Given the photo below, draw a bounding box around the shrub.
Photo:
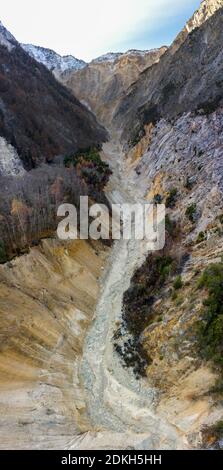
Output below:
[186,203,197,223]
[196,231,207,244]
[173,275,183,290]
[166,188,178,208]
[156,256,174,281]
[154,194,163,204]
[0,240,7,263]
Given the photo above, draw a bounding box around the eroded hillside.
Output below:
[0,239,109,449]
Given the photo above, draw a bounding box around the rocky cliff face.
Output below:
[171,0,223,54]
[115,4,223,144]
[116,103,223,447]
[60,47,167,127]
[0,23,107,170]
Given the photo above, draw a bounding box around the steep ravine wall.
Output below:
[117,105,223,446]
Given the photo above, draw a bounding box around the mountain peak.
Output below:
[22,43,87,75]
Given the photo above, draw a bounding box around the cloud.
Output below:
[0,0,201,61]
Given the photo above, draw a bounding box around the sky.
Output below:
[1,0,201,61]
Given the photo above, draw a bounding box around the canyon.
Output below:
[0,0,223,450]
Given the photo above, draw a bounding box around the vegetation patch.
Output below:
[196,231,207,244]
[186,203,197,223]
[113,251,179,378]
[196,263,223,370]
[64,148,112,193]
[154,193,163,204]
[173,275,183,290]
[166,188,178,208]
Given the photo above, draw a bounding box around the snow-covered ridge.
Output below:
[91,52,123,63]
[22,43,164,70]
[22,44,87,73]
[91,48,166,64]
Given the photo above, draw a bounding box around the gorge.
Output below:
[0,0,223,451]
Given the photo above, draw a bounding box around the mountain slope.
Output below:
[115,5,223,144]
[60,47,167,127]
[0,22,107,170]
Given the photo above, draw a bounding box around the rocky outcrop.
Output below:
[60,48,167,127]
[0,23,107,170]
[0,137,25,176]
